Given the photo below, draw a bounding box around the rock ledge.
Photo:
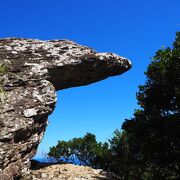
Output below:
[0,38,131,179]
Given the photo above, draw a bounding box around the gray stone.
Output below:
[0,38,131,179]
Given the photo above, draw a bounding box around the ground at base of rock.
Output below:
[20,163,119,180]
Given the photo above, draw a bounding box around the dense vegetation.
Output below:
[48,132,109,168]
[48,32,180,179]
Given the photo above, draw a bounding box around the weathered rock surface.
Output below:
[0,38,131,179]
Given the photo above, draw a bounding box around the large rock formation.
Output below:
[0,38,131,179]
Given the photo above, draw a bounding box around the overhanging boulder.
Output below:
[0,38,131,179]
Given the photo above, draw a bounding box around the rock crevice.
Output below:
[0,38,131,179]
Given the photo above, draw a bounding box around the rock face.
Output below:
[0,38,131,179]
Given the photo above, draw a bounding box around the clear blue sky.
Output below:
[0,0,179,157]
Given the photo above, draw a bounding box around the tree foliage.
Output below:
[120,32,180,179]
[48,133,109,168]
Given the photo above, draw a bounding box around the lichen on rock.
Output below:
[0,38,131,179]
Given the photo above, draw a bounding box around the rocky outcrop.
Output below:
[0,38,131,179]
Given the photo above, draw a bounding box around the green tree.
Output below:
[48,140,70,162]
[122,32,180,179]
[108,130,130,179]
[48,133,109,168]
